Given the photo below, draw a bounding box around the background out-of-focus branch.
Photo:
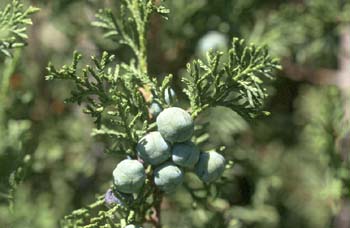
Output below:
[282,23,350,228]
[282,25,350,88]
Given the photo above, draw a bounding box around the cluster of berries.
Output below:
[106,90,226,228]
[112,107,226,195]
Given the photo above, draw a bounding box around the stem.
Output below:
[0,191,12,199]
[127,0,149,75]
[138,31,148,75]
[152,192,163,228]
[0,51,19,115]
[0,49,21,144]
[339,25,350,161]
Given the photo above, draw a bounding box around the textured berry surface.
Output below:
[172,141,200,168]
[195,151,226,183]
[113,159,146,193]
[136,131,171,165]
[154,162,184,193]
[156,107,194,143]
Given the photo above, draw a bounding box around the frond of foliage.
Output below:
[46,51,150,156]
[183,38,280,118]
[0,0,38,215]
[92,0,169,75]
[0,0,39,57]
[46,0,280,226]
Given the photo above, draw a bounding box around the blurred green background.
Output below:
[0,0,349,227]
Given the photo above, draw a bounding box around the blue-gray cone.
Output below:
[156,107,194,143]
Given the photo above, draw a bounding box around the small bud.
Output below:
[104,189,123,206]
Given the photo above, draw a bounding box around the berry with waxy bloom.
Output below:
[149,102,162,117]
[156,107,194,143]
[154,162,184,193]
[136,131,171,166]
[195,151,226,183]
[149,87,176,117]
[172,141,200,168]
[113,159,146,194]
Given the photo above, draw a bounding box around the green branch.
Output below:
[0,0,39,56]
[183,38,281,119]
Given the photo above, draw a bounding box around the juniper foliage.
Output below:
[0,0,39,57]
[183,39,280,119]
[0,0,347,228]
[46,0,279,227]
[0,0,38,212]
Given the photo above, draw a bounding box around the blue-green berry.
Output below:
[195,152,226,183]
[172,141,200,168]
[156,107,194,143]
[136,131,171,166]
[154,162,184,193]
[149,102,163,117]
[149,88,175,117]
[113,159,146,194]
